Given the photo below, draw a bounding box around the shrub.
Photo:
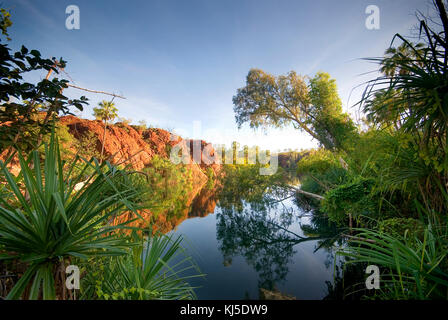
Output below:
[378,218,425,241]
[72,130,102,160]
[205,167,215,190]
[297,148,341,177]
[141,155,193,217]
[322,177,376,225]
[296,148,349,210]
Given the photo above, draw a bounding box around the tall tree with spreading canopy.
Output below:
[93,100,118,162]
[232,69,357,151]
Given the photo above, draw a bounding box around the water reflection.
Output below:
[216,192,340,292]
[162,165,344,299]
[210,166,342,296]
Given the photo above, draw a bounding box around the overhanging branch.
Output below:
[66,83,126,99]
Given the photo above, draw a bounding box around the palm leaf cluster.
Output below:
[361,9,448,149]
[0,133,142,299]
[81,233,203,300]
[340,225,448,299]
[358,1,448,213]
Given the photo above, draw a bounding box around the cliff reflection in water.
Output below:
[132,165,342,299]
[150,182,220,233]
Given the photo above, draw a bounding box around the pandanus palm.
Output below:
[0,132,141,299]
[93,100,118,162]
[362,1,448,151]
[360,1,448,211]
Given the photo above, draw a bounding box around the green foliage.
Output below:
[359,2,448,213]
[296,149,349,209]
[361,35,448,160]
[308,72,359,151]
[80,233,203,300]
[296,2,448,228]
[297,148,341,177]
[0,131,143,299]
[141,155,193,217]
[378,218,426,241]
[232,69,358,151]
[37,122,74,158]
[205,167,215,190]
[337,129,422,218]
[72,130,102,160]
[322,178,376,225]
[0,9,88,153]
[0,8,12,40]
[339,225,448,299]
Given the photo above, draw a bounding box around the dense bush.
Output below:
[321,177,376,225]
[378,218,426,241]
[296,148,349,210]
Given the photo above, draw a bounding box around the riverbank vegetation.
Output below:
[232,1,448,299]
[0,130,203,299]
[0,9,203,300]
[2,1,448,301]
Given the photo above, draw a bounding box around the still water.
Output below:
[168,184,339,300]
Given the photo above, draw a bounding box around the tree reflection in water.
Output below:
[215,166,342,292]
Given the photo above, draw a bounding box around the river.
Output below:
[166,177,341,300]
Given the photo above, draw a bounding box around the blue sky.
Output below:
[4,0,432,151]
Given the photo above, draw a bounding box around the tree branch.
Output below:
[66,84,126,99]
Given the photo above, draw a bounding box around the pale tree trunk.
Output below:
[100,120,107,163]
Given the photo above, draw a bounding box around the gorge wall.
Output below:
[2,115,221,184]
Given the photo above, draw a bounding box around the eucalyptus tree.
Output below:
[232,70,358,152]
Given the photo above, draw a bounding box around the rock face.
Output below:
[41,116,218,185]
[184,139,222,177]
[1,116,223,234]
[1,116,221,181]
[62,116,155,170]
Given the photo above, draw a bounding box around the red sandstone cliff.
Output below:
[1,115,221,185]
[0,116,223,233]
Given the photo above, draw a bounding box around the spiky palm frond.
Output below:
[81,233,204,300]
[0,132,142,299]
